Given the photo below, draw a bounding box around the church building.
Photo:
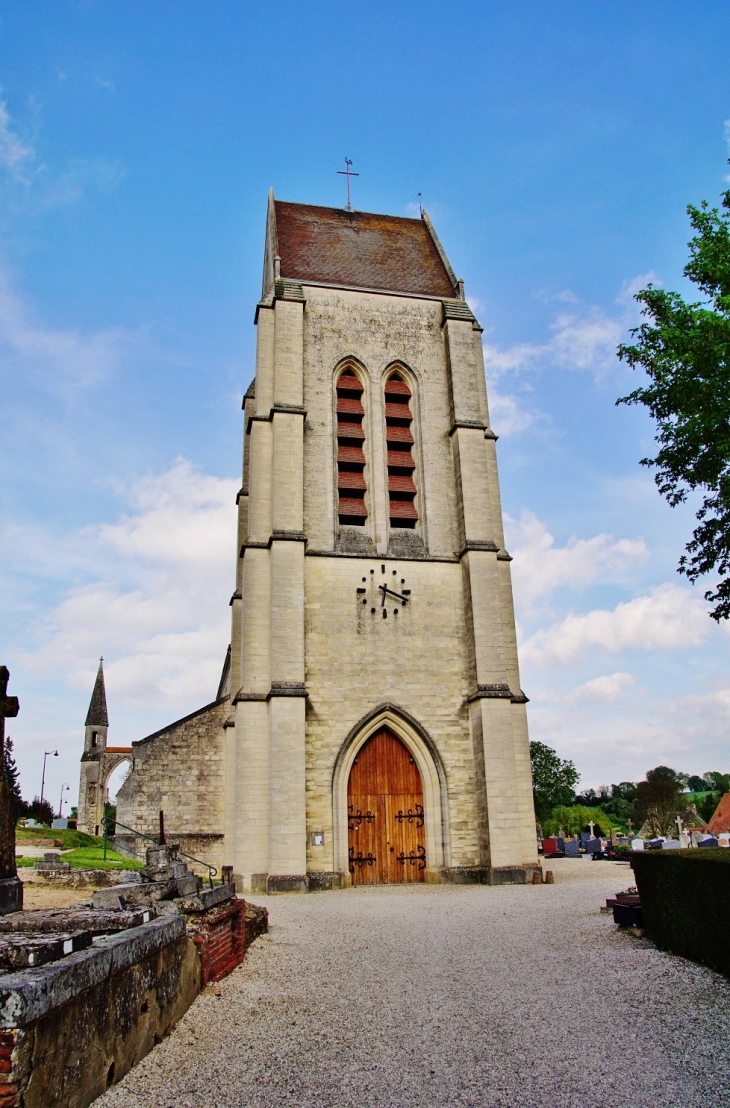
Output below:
[87,191,540,891]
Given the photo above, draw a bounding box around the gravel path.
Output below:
[98,860,730,1108]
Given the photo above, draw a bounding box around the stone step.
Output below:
[92,880,177,910]
[177,883,236,914]
[175,875,200,897]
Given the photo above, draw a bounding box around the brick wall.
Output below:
[0,1030,19,1108]
[188,899,247,985]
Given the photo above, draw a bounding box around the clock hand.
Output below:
[379,584,409,603]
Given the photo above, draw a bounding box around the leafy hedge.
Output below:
[631,849,730,978]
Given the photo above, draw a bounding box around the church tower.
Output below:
[228,192,539,891]
[77,660,131,835]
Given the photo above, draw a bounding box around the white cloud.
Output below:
[18,460,238,715]
[0,267,137,387]
[483,274,658,385]
[507,510,648,612]
[487,388,540,437]
[0,99,34,182]
[566,672,635,703]
[93,75,115,92]
[521,583,709,668]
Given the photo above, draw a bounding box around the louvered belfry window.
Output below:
[336,370,368,525]
[385,373,418,528]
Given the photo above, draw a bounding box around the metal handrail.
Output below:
[105,817,218,888]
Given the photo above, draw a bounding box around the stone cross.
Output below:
[675,815,684,837]
[588,820,595,838]
[627,819,633,836]
[0,666,20,886]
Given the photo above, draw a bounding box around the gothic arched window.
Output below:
[336,369,368,525]
[384,372,418,528]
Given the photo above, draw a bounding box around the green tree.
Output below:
[631,766,686,836]
[530,741,579,824]
[617,185,730,620]
[544,804,612,837]
[2,736,23,822]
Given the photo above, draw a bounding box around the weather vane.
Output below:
[337,157,359,211]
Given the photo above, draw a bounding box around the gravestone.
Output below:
[690,830,704,847]
[663,839,681,850]
[563,840,580,856]
[585,838,602,855]
[0,666,21,915]
[631,839,644,851]
[699,835,718,848]
[52,818,69,830]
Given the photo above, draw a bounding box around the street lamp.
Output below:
[57,783,70,820]
[39,750,58,825]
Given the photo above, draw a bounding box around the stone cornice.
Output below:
[246,405,307,434]
[467,684,529,705]
[458,539,499,557]
[241,532,307,556]
[305,548,458,563]
[229,592,242,607]
[233,683,309,703]
[448,419,488,437]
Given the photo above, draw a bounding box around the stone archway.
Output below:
[332,706,448,884]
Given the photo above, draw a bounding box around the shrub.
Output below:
[631,849,730,979]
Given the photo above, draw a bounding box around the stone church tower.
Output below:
[77,660,132,836]
[114,192,539,891]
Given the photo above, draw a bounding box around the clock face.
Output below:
[356,564,411,620]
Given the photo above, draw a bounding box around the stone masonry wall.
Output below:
[300,287,479,873]
[116,699,230,874]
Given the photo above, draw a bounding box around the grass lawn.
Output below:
[15,825,142,870]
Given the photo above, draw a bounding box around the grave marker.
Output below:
[0,666,22,914]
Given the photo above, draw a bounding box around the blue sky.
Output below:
[2,1,730,812]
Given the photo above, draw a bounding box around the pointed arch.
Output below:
[332,704,449,882]
[334,358,370,528]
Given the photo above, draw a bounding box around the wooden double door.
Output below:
[347,728,426,884]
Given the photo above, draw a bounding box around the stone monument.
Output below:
[0,666,21,914]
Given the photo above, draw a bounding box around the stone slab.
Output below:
[92,880,176,910]
[177,883,235,913]
[0,930,92,971]
[0,908,154,936]
[0,915,185,1027]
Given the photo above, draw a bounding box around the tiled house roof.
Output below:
[707,792,730,834]
[274,201,458,299]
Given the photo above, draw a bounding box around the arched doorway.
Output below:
[347,728,426,884]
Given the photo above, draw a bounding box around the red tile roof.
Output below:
[707,792,730,834]
[274,202,457,299]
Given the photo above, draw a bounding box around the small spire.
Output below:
[85,659,109,727]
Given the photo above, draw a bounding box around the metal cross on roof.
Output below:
[337,157,359,211]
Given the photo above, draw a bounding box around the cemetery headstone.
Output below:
[690,830,704,847]
[0,666,21,915]
[699,835,719,847]
[663,839,681,849]
[631,839,645,851]
[564,840,580,856]
[718,833,730,848]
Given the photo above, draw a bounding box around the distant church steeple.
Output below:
[85,658,109,728]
